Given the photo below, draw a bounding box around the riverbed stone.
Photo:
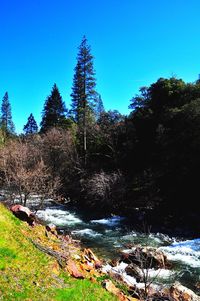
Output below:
[121,246,168,269]
[169,282,200,301]
[125,263,143,282]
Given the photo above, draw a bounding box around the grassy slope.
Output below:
[0,204,117,301]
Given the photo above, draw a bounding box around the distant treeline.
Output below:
[0,36,200,220]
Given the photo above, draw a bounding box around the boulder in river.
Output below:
[125,263,143,282]
[121,246,169,269]
[169,282,200,301]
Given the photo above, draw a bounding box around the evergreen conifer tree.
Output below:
[40,84,67,133]
[70,61,82,122]
[70,36,97,164]
[23,113,38,135]
[0,92,15,135]
[94,93,105,120]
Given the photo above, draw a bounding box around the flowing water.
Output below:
[25,199,200,294]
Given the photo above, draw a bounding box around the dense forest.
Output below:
[0,36,200,234]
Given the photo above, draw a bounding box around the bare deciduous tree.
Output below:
[41,127,80,177]
[84,170,126,208]
[0,138,60,205]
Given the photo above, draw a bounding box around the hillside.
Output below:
[0,203,118,301]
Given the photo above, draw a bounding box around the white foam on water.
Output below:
[160,238,200,268]
[145,268,175,279]
[120,232,174,249]
[102,261,140,288]
[90,216,124,226]
[171,238,200,251]
[36,208,82,226]
[102,262,138,287]
[102,261,129,274]
[155,232,176,244]
[121,247,136,254]
[28,199,53,208]
[71,228,102,237]
[113,242,123,248]
[121,232,137,240]
[102,262,162,290]
[122,274,161,291]
[105,229,113,233]
[122,273,139,287]
[148,233,163,244]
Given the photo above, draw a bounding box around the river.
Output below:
[25,198,200,295]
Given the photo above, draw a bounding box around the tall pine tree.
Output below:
[0,92,15,135]
[94,93,105,121]
[70,36,97,164]
[23,113,38,135]
[40,84,67,133]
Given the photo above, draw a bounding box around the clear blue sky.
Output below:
[0,0,200,133]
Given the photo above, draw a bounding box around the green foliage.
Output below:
[127,77,200,213]
[129,86,149,110]
[0,92,15,136]
[70,36,97,124]
[94,93,105,121]
[40,84,68,133]
[70,36,98,165]
[148,77,186,113]
[23,113,38,135]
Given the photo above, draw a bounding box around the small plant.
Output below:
[0,247,17,259]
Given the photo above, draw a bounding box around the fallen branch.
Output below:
[29,238,68,268]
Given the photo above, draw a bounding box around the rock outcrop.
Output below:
[169,282,200,301]
[102,279,139,301]
[66,259,84,279]
[10,204,35,226]
[83,248,102,269]
[125,262,143,282]
[121,246,169,269]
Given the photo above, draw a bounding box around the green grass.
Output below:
[0,204,117,301]
[54,278,118,301]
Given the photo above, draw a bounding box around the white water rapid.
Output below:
[29,200,200,294]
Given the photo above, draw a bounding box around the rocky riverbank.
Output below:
[0,203,118,301]
[103,245,200,300]
[9,203,200,301]
[8,204,136,301]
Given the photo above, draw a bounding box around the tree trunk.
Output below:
[83,71,87,166]
[83,115,87,166]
